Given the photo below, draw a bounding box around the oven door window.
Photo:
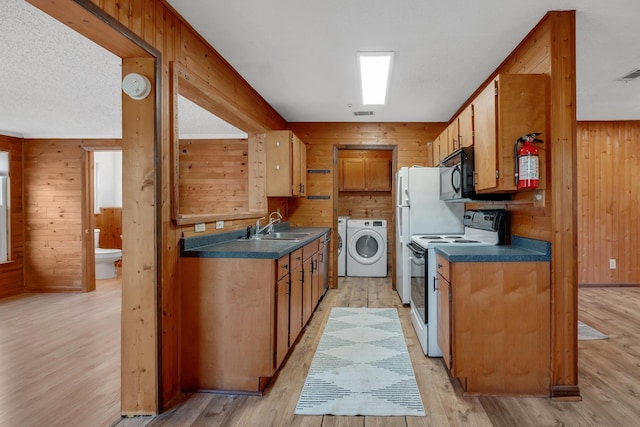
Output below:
[409,244,427,324]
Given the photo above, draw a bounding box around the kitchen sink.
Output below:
[252,232,310,241]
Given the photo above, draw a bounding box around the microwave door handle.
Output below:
[452,165,461,194]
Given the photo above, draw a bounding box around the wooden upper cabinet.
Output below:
[339,158,391,191]
[340,158,366,190]
[266,130,307,197]
[292,133,307,197]
[458,104,474,149]
[446,120,459,157]
[473,74,549,193]
[365,159,392,191]
[432,131,444,166]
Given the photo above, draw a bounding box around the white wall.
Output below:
[94,151,122,212]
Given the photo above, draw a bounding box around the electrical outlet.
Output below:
[216,220,224,229]
[533,190,545,208]
[609,258,617,269]
[194,223,206,233]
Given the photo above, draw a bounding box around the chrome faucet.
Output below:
[255,211,283,235]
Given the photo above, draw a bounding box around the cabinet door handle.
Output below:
[437,263,443,269]
[283,264,288,270]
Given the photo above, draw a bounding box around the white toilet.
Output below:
[94,229,122,279]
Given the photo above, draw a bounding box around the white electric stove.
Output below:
[407,209,507,356]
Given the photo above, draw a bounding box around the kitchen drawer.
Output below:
[277,255,290,280]
[291,248,303,271]
[436,254,451,283]
[303,238,320,260]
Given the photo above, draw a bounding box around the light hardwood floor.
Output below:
[114,278,640,427]
[0,276,121,427]
[1,277,638,426]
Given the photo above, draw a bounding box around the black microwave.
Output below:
[439,146,476,202]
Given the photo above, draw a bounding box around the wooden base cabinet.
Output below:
[180,257,278,393]
[302,238,321,326]
[289,248,304,342]
[275,255,291,368]
[180,236,327,394]
[436,254,550,396]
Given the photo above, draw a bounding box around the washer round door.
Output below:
[348,229,385,265]
[338,233,343,256]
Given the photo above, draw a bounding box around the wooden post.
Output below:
[548,11,580,400]
[121,57,159,414]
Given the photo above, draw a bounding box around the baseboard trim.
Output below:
[579,283,640,288]
[550,384,581,401]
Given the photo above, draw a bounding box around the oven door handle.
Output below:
[407,242,425,257]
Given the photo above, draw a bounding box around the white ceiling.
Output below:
[0,0,246,139]
[1,0,639,139]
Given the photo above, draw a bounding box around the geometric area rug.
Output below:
[578,320,608,340]
[294,307,425,416]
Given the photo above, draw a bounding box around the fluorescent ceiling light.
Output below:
[358,52,394,105]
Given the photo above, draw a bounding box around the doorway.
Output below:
[333,145,397,288]
[85,148,123,286]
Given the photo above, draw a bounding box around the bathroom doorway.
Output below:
[82,146,123,291]
[93,149,123,282]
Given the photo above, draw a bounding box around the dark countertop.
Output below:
[435,236,551,262]
[180,223,331,259]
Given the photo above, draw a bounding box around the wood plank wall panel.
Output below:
[95,207,123,249]
[288,122,442,287]
[178,139,249,214]
[0,135,24,299]
[177,23,286,133]
[24,140,82,291]
[23,139,119,292]
[577,121,640,285]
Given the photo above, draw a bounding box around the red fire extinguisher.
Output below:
[514,133,543,189]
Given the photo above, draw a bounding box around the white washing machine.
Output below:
[346,219,387,277]
[337,216,349,276]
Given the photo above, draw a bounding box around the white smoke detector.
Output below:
[122,73,151,100]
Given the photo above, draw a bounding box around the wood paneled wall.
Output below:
[0,135,24,299]
[23,139,120,292]
[577,121,640,285]
[95,207,123,249]
[178,139,248,215]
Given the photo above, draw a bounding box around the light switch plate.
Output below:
[216,220,224,229]
[194,223,206,233]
